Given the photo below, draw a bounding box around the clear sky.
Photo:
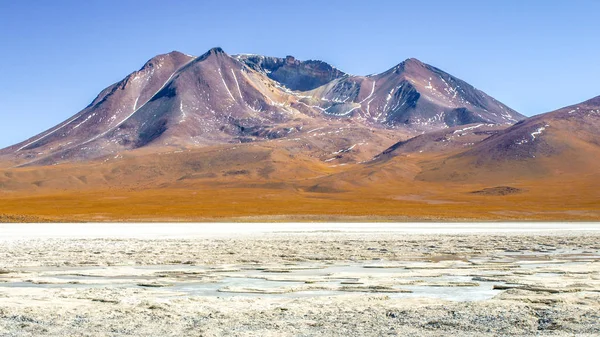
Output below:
[1,0,599,148]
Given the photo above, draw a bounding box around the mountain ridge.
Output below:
[1,47,524,167]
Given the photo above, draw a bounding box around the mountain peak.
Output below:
[403,57,423,65]
[285,55,297,64]
[167,50,187,57]
[376,58,425,76]
[140,51,194,71]
[192,47,229,64]
[398,57,426,71]
[208,47,226,55]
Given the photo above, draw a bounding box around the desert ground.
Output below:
[0,223,599,336]
[1,140,599,223]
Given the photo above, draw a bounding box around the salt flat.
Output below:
[1,222,599,240]
[0,223,599,336]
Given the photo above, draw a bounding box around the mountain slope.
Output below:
[417,96,600,182]
[374,123,508,159]
[1,51,194,159]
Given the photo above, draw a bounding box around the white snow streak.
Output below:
[231,69,243,100]
[179,100,187,122]
[307,127,324,134]
[72,114,95,130]
[218,68,236,102]
[297,101,327,112]
[382,88,394,113]
[531,125,549,140]
[332,144,357,155]
[365,98,375,117]
[15,112,85,152]
[453,124,484,134]
[358,81,376,104]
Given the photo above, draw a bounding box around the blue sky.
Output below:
[1,0,599,148]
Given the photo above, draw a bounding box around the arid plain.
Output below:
[0,137,598,222]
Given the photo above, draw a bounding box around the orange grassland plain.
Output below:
[0,144,598,222]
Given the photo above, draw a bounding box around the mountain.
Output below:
[1,48,320,166]
[415,96,600,182]
[0,47,523,167]
[1,51,194,162]
[299,58,524,129]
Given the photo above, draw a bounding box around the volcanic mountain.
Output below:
[0,47,523,167]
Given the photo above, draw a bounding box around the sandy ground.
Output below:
[0,223,599,336]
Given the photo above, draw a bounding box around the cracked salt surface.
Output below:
[1,225,599,335]
[0,263,506,301]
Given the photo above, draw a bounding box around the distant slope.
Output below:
[417,96,600,182]
[374,123,508,159]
